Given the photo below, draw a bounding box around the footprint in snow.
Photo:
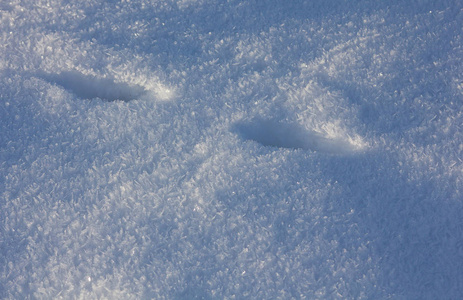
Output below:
[234,119,357,154]
[40,71,147,102]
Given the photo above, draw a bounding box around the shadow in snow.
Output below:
[40,71,147,102]
[234,119,355,154]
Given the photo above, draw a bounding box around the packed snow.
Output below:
[1,0,462,298]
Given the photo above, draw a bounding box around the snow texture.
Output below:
[1,0,463,299]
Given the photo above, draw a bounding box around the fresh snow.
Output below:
[1,0,462,299]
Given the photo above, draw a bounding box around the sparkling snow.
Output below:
[1,0,462,298]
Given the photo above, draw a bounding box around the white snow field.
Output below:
[1,0,462,298]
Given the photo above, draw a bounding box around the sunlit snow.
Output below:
[1,0,462,299]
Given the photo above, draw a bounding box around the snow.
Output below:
[1,0,462,298]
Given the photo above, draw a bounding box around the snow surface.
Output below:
[1,0,462,298]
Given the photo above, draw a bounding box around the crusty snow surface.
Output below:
[1,0,462,299]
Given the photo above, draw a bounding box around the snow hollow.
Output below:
[1,0,462,299]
